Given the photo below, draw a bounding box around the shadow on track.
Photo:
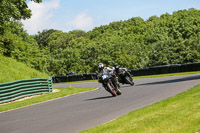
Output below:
[84,96,113,101]
[136,75,200,86]
[120,84,133,88]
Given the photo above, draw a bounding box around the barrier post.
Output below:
[48,77,53,92]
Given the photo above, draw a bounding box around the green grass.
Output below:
[0,87,97,112]
[54,80,98,85]
[134,71,200,79]
[0,55,49,83]
[81,84,200,133]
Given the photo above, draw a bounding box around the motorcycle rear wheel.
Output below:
[116,88,122,95]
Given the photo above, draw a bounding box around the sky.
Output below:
[22,0,200,35]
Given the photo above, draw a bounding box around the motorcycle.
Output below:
[98,69,122,97]
[115,68,134,86]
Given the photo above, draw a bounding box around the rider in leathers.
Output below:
[112,65,133,84]
[98,63,120,89]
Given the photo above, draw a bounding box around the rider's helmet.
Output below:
[114,65,119,69]
[113,65,120,73]
[98,63,105,71]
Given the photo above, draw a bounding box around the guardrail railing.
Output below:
[52,62,200,83]
[0,78,53,104]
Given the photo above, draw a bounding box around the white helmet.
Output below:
[98,63,105,70]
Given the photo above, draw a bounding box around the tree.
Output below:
[0,0,48,73]
[0,0,42,34]
[34,29,57,48]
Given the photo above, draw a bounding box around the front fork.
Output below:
[102,82,110,92]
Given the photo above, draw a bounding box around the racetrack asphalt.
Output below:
[0,74,200,133]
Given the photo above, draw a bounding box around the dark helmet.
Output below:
[114,65,119,69]
[113,65,120,73]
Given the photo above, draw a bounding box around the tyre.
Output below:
[125,76,134,86]
[116,88,122,95]
[107,80,117,97]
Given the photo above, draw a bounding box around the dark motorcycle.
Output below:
[98,69,122,97]
[116,68,134,86]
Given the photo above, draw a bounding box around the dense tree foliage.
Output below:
[0,0,42,33]
[0,0,47,73]
[1,2,200,77]
[35,8,200,76]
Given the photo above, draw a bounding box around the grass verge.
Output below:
[0,55,49,83]
[134,71,200,79]
[54,80,98,85]
[81,84,200,133]
[0,87,97,112]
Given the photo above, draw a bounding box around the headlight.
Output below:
[102,75,108,80]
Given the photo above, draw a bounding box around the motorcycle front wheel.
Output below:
[125,76,134,86]
[107,80,117,97]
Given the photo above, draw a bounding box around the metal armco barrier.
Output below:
[129,62,200,76]
[0,78,53,104]
[52,62,200,83]
[52,73,97,83]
